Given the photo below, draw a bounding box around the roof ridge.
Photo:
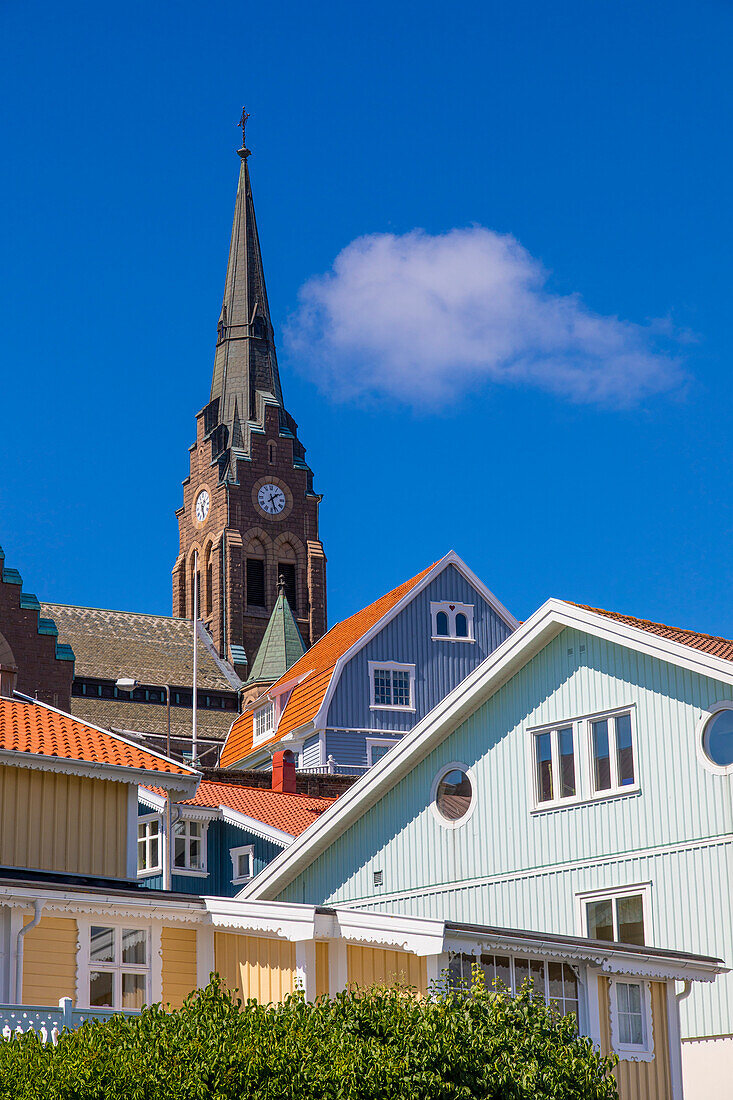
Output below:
[41,601,195,624]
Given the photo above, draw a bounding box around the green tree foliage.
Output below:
[0,975,618,1100]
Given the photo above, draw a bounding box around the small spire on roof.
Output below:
[237,106,251,159]
[277,574,286,595]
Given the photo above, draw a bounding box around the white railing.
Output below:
[298,756,369,776]
[0,998,139,1043]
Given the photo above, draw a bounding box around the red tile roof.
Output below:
[221,562,436,767]
[145,778,335,837]
[0,698,194,776]
[571,603,733,662]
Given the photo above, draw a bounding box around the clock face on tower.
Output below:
[257,483,286,516]
[195,489,210,523]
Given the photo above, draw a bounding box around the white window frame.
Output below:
[137,813,162,877]
[576,883,651,945]
[696,700,733,776]
[365,737,401,766]
[368,661,416,712]
[253,701,276,746]
[230,843,255,885]
[608,977,655,1061]
[527,704,639,813]
[587,707,638,796]
[430,601,475,642]
[76,919,158,1011]
[448,951,583,1027]
[172,816,209,876]
[429,760,478,831]
[530,723,577,808]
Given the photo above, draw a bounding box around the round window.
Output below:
[703,708,733,768]
[435,768,473,821]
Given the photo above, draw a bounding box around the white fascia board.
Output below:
[333,907,446,956]
[442,551,520,631]
[269,669,315,700]
[138,786,167,812]
[0,748,200,800]
[220,806,294,847]
[0,883,207,924]
[204,897,317,940]
[243,598,733,902]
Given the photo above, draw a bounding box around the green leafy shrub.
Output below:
[0,974,618,1099]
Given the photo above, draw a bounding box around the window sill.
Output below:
[431,636,476,643]
[137,868,162,879]
[530,785,641,814]
[615,1045,654,1063]
[369,705,416,713]
[172,868,209,878]
[232,876,253,886]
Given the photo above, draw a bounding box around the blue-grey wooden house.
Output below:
[220,551,518,773]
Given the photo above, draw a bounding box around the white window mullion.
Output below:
[550,728,561,803]
[608,719,620,790]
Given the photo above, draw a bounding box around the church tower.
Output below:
[173,118,327,681]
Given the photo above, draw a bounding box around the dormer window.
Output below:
[253,701,275,744]
[431,602,475,642]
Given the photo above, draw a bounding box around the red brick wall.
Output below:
[0,557,73,709]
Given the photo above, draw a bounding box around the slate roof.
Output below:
[246,589,306,686]
[70,697,234,744]
[570,603,733,662]
[0,698,195,777]
[220,561,436,767]
[41,603,240,691]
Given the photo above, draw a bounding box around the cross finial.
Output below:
[277,574,286,594]
[237,107,251,158]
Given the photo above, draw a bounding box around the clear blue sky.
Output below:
[1,0,731,635]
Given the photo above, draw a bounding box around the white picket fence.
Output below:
[1,998,139,1044]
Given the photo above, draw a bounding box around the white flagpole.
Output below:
[192,549,198,765]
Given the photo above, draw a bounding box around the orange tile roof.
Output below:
[221,562,436,767]
[0,698,194,776]
[144,778,335,837]
[571,603,733,662]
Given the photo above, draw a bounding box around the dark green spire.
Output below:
[246,578,307,686]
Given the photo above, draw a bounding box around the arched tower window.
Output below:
[268,441,277,465]
[277,543,298,614]
[246,538,266,608]
[204,543,213,617]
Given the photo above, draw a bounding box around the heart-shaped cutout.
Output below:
[449,605,455,611]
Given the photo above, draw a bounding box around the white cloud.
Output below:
[285,227,686,408]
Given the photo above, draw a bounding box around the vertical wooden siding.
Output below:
[214,933,295,1003]
[315,941,329,997]
[22,916,77,1006]
[161,926,197,1008]
[1,766,128,878]
[347,945,427,995]
[598,977,672,1100]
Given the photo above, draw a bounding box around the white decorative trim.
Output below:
[0,884,208,926]
[430,601,475,642]
[368,661,416,712]
[608,977,655,1062]
[241,595,733,905]
[230,844,255,885]
[138,786,167,812]
[204,899,317,942]
[695,700,733,775]
[429,761,478,831]
[0,748,199,799]
[334,908,445,957]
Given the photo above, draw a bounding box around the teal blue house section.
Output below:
[137,807,283,898]
[277,626,733,1042]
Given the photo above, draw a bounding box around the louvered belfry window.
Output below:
[246,558,266,607]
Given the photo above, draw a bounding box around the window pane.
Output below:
[592,719,612,790]
[529,959,545,998]
[494,955,511,991]
[615,714,635,785]
[237,853,250,878]
[558,727,576,797]
[370,743,392,763]
[436,611,449,636]
[617,982,644,1045]
[138,823,146,840]
[435,769,472,821]
[392,671,411,707]
[455,613,468,637]
[704,709,733,767]
[122,973,146,1010]
[90,971,114,1007]
[373,669,391,706]
[514,959,529,993]
[122,929,147,966]
[535,732,553,802]
[173,821,186,837]
[188,821,201,838]
[149,837,158,868]
[189,838,202,869]
[587,899,614,941]
[617,894,645,946]
[90,926,115,963]
[547,961,564,1008]
[174,837,186,867]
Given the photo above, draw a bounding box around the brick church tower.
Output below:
[172,122,327,679]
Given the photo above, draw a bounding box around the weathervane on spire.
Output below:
[237,107,251,158]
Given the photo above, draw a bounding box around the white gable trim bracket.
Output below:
[220,806,294,847]
[241,597,733,902]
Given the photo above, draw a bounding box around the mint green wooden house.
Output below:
[244,599,733,1100]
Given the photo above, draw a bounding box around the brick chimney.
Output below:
[272,749,296,794]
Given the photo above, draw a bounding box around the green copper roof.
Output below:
[246,589,306,685]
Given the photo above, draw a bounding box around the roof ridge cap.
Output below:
[568,601,733,646]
